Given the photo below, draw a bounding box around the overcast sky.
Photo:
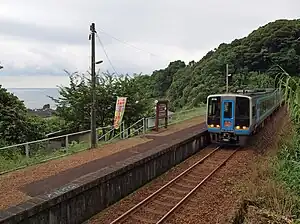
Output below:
[0,0,299,88]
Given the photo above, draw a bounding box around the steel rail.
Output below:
[156,148,238,224]
[110,146,221,224]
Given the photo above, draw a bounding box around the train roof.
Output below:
[207,88,277,99]
[207,93,252,100]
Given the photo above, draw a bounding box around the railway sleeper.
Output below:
[144,207,168,216]
[161,193,183,201]
[190,170,213,177]
[153,199,174,207]
[169,187,189,194]
[187,173,205,179]
[130,215,157,224]
[174,181,195,189]
[182,177,199,184]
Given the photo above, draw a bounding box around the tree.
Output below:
[42,104,50,110]
[49,71,93,132]
[0,85,47,147]
[115,75,152,126]
[44,116,66,134]
[50,71,152,133]
[152,60,186,98]
[164,19,300,109]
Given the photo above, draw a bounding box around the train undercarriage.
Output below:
[209,132,246,146]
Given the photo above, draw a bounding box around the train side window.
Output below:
[252,105,256,117]
[263,101,266,113]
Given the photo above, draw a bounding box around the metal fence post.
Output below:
[89,131,92,148]
[142,118,146,135]
[121,122,123,139]
[65,135,69,150]
[25,143,29,158]
[119,123,122,139]
[105,127,110,141]
[123,122,125,139]
[95,130,98,145]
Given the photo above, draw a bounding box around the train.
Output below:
[206,88,284,145]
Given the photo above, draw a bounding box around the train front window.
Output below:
[208,97,221,117]
[235,97,250,118]
[235,97,250,127]
[223,102,232,118]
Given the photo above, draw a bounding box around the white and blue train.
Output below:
[206,88,284,145]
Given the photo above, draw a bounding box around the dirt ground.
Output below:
[87,107,289,224]
[0,115,205,210]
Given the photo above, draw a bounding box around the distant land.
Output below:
[7,88,60,109]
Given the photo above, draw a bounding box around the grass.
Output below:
[240,133,300,223]
[274,130,300,218]
[0,141,89,174]
[241,154,300,223]
[238,70,300,223]
[169,106,206,125]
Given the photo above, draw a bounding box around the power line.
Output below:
[96,33,119,75]
[95,28,171,75]
[97,29,159,57]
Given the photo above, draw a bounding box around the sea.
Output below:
[7,88,60,109]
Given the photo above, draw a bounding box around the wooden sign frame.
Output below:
[155,100,169,131]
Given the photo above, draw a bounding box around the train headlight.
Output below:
[242,126,248,130]
[236,126,240,129]
[208,124,220,128]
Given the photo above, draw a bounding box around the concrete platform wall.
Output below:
[0,130,210,224]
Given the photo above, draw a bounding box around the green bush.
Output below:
[273,70,300,219]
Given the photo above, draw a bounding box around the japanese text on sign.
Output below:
[113,97,127,129]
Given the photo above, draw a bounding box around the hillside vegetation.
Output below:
[145,19,300,109]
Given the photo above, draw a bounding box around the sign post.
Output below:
[113,97,127,129]
[155,100,169,132]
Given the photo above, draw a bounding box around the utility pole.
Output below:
[90,23,97,149]
[226,63,229,93]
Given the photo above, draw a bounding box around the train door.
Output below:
[221,100,234,131]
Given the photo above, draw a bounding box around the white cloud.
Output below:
[0,0,299,89]
[1,75,69,88]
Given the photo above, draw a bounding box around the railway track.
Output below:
[109,146,239,224]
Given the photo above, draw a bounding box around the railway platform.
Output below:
[0,116,206,211]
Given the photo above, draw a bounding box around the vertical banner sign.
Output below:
[113,97,127,129]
